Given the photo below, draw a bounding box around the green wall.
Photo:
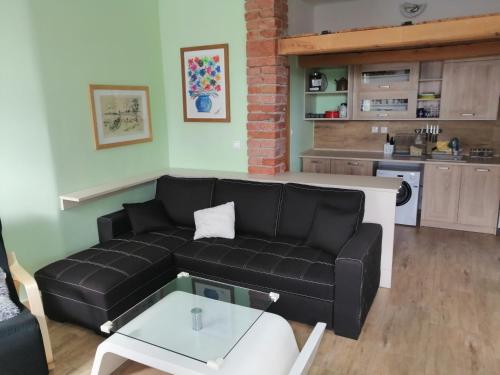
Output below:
[159,0,248,172]
[0,0,168,271]
[289,57,314,171]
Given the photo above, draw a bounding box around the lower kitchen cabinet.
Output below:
[421,164,462,223]
[421,163,500,234]
[302,158,331,173]
[457,165,500,228]
[331,159,374,176]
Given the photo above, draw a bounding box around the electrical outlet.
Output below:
[371,126,379,134]
[380,127,388,134]
[232,140,241,149]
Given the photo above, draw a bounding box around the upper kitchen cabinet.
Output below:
[354,62,419,92]
[352,62,419,120]
[353,90,418,120]
[440,58,500,120]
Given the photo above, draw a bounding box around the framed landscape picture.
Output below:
[89,84,152,149]
[180,44,231,122]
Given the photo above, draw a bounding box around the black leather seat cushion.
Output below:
[35,228,194,310]
[213,179,283,237]
[278,183,365,240]
[173,235,335,301]
[156,175,216,227]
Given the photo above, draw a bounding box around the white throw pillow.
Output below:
[194,202,235,240]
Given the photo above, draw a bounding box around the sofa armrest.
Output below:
[97,209,131,243]
[334,223,382,339]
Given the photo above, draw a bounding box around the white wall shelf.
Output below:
[59,171,165,210]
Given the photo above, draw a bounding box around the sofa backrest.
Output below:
[277,183,365,241]
[213,179,283,237]
[156,175,216,228]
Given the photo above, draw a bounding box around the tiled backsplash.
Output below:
[314,120,500,155]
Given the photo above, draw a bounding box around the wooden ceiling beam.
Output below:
[298,41,500,67]
[279,13,500,56]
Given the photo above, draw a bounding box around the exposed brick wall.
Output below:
[246,0,289,175]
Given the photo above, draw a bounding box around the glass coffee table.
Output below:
[91,272,305,375]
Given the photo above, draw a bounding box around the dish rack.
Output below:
[470,147,494,158]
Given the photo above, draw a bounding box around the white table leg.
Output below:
[90,312,299,375]
[91,341,127,375]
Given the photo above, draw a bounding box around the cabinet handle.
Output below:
[438,166,450,170]
[460,113,475,117]
[377,113,389,117]
[379,85,391,89]
[476,168,490,172]
[347,161,360,166]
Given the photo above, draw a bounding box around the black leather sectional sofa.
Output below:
[35,175,382,339]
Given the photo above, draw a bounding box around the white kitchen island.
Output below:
[60,168,401,288]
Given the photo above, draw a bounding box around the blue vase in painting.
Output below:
[195,94,212,113]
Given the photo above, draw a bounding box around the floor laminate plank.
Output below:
[47,226,500,375]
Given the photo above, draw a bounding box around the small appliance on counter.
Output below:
[308,71,328,92]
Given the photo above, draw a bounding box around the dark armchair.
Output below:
[0,219,52,374]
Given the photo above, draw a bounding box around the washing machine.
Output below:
[376,166,421,226]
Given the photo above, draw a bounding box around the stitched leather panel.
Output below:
[173,234,335,301]
[35,228,194,310]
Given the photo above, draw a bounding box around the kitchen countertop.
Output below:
[300,149,500,167]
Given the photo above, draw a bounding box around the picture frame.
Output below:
[180,44,231,122]
[89,84,152,149]
[192,279,235,303]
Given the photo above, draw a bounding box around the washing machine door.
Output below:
[396,181,412,206]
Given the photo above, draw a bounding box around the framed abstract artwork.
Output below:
[89,84,152,149]
[180,44,231,122]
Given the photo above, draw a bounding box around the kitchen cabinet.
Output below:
[421,164,462,224]
[440,59,500,120]
[302,158,331,173]
[331,159,374,176]
[457,165,500,228]
[353,90,418,120]
[354,62,419,92]
[421,163,500,234]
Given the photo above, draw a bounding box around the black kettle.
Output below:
[308,72,328,92]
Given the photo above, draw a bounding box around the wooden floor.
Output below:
[48,226,500,375]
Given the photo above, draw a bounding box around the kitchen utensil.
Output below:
[334,77,348,91]
[393,133,414,155]
[308,72,328,92]
[448,137,460,156]
[339,103,348,118]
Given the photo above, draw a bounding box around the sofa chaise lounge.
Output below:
[35,175,382,339]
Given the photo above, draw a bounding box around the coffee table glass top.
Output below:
[106,273,276,364]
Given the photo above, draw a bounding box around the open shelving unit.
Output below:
[417,61,444,119]
[304,66,352,121]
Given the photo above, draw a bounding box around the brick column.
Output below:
[246,0,289,175]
